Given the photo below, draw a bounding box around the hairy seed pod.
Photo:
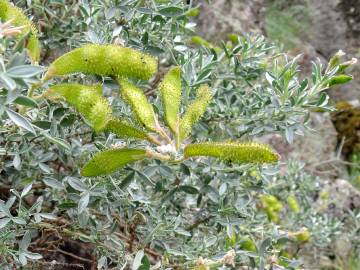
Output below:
[184,142,279,164]
[179,85,211,143]
[260,194,283,223]
[118,78,157,132]
[81,148,147,177]
[159,66,181,135]
[45,83,111,132]
[106,118,158,144]
[44,83,102,104]
[239,238,257,252]
[0,0,40,62]
[43,44,158,81]
[287,195,300,213]
[294,229,310,243]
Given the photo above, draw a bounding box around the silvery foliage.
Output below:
[0,0,358,269]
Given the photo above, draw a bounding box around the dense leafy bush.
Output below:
[0,0,358,269]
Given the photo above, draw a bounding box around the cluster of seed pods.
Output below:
[43,43,278,177]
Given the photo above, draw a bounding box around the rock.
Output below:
[196,0,265,42]
[318,179,360,219]
[331,101,360,157]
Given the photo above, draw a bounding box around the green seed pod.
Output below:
[45,83,111,132]
[118,78,157,132]
[44,44,158,81]
[239,238,257,252]
[328,74,353,87]
[184,142,279,164]
[294,229,311,243]
[159,66,181,135]
[191,36,213,49]
[260,194,283,223]
[186,8,200,17]
[81,148,147,177]
[45,83,101,105]
[106,118,159,144]
[287,195,300,213]
[228,33,239,44]
[179,85,211,143]
[87,99,113,132]
[0,0,40,62]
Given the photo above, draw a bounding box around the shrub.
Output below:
[0,0,357,269]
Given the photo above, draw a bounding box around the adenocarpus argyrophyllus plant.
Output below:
[42,44,279,177]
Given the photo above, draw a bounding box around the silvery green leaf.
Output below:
[21,184,32,198]
[6,65,44,78]
[219,182,227,196]
[39,213,57,220]
[0,58,5,72]
[158,6,184,17]
[0,73,17,90]
[43,177,65,190]
[98,256,107,269]
[24,252,42,260]
[78,192,90,213]
[6,109,36,134]
[265,72,275,85]
[6,51,27,69]
[13,96,38,108]
[175,228,191,237]
[41,131,71,151]
[0,202,12,217]
[205,236,217,247]
[39,163,51,173]
[174,45,187,52]
[132,250,144,270]
[13,154,21,170]
[67,177,88,192]
[12,217,27,225]
[20,231,32,250]
[285,128,294,144]
[19,253,27,266]
[105,7,117,19]
[0,218,11,229]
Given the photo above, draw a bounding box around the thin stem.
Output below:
[145,147,171,161]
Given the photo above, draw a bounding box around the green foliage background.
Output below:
[0,0,359,269]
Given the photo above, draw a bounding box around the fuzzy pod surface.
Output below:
[81,148,147,177]
[179,85,212,143]
[0,0,40,62]
[106,118,151,141]
[45,83,111,132]
[184,142,279,164]
[159,66,181,134]
[118,78,157,132]
[44,44,158,81]
[287,195,300,213]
